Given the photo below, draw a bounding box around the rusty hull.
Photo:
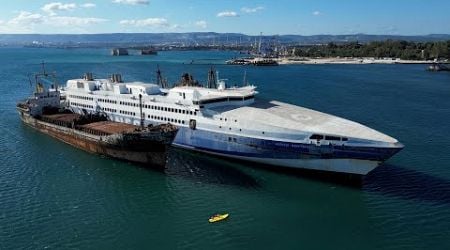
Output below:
[21,114,168,167]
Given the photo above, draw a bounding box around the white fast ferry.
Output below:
[61,70,403,175]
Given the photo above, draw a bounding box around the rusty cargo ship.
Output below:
[17,71,178,167]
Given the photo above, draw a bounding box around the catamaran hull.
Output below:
[172,127,399,175]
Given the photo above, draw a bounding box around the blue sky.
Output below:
[0,0,449,35]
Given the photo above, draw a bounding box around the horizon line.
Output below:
[1,32,450,37]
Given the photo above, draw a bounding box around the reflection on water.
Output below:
[165,148,260,189]
[364,164,450,206]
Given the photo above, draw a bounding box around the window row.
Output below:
[309,134,348,141]
[143,104,197,116]
[71,102,93,109]
[101,107,117,113]
[119,110,136,116]
[38,95,57,99]
[69,95,93,101]
[98,98,117,104]
[120,101,138,107]
[147,114,185,125]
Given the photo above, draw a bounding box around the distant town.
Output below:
[1,32,449,63]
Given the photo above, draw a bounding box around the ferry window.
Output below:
[239,129,242,132]
[310,134,324,140]
[342,138,348,141]
[165,107,168,112]
[235,120,237,122]
[182,121,185,124]
[182,110,186,114]
[220,118,222,121]
[229,128,231,130]
[225,118,227,121]
[194,112,197,116]
[228,137,232,141]
[325,136,340,141]
[262,131,265,134]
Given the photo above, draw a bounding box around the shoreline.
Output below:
[276,57,449,65]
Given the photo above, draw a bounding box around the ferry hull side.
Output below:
[173,144,379,175]
[172,127,398,175]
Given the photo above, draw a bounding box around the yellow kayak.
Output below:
[209,213,229,223]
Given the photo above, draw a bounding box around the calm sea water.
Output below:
[1,48,449,249]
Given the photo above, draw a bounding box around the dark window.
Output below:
[310,134,324,140]
[342,138,348,141]
[325,136,340,141]
[229,97,243,101]
[199,97,228,105]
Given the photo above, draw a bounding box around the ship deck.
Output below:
[79,121,138,135]
[42,113,139,135]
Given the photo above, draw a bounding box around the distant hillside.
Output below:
[1,32,449,46]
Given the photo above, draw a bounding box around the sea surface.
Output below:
[1,48,449,250]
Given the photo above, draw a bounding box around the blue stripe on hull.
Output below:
[173,127,400,161]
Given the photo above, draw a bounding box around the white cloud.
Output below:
[48,16,107,26]
[81,3,96,8]
[119,18,168,27]
[241,6,264,13]
[195,20,207,29]
[0,11,44,33]
[217,11,239,17]
[313,11,321,16]
[42,2,77,16]
[0,10,108,33]
[112,0,149,5]
[8,11,44,25]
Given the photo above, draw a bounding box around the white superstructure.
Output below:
[60,72,403,175]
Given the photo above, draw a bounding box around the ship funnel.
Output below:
[111,74,123,83]
[84,72,94,81]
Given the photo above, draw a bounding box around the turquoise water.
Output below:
[1,48,450,249]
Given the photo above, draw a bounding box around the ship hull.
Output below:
[172,127,400,175]
[18,112,168,167]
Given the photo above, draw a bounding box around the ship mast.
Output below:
[207,66,217,89]
[156,65,168,88]
[258,32,262,55]
[139,94,144,129]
